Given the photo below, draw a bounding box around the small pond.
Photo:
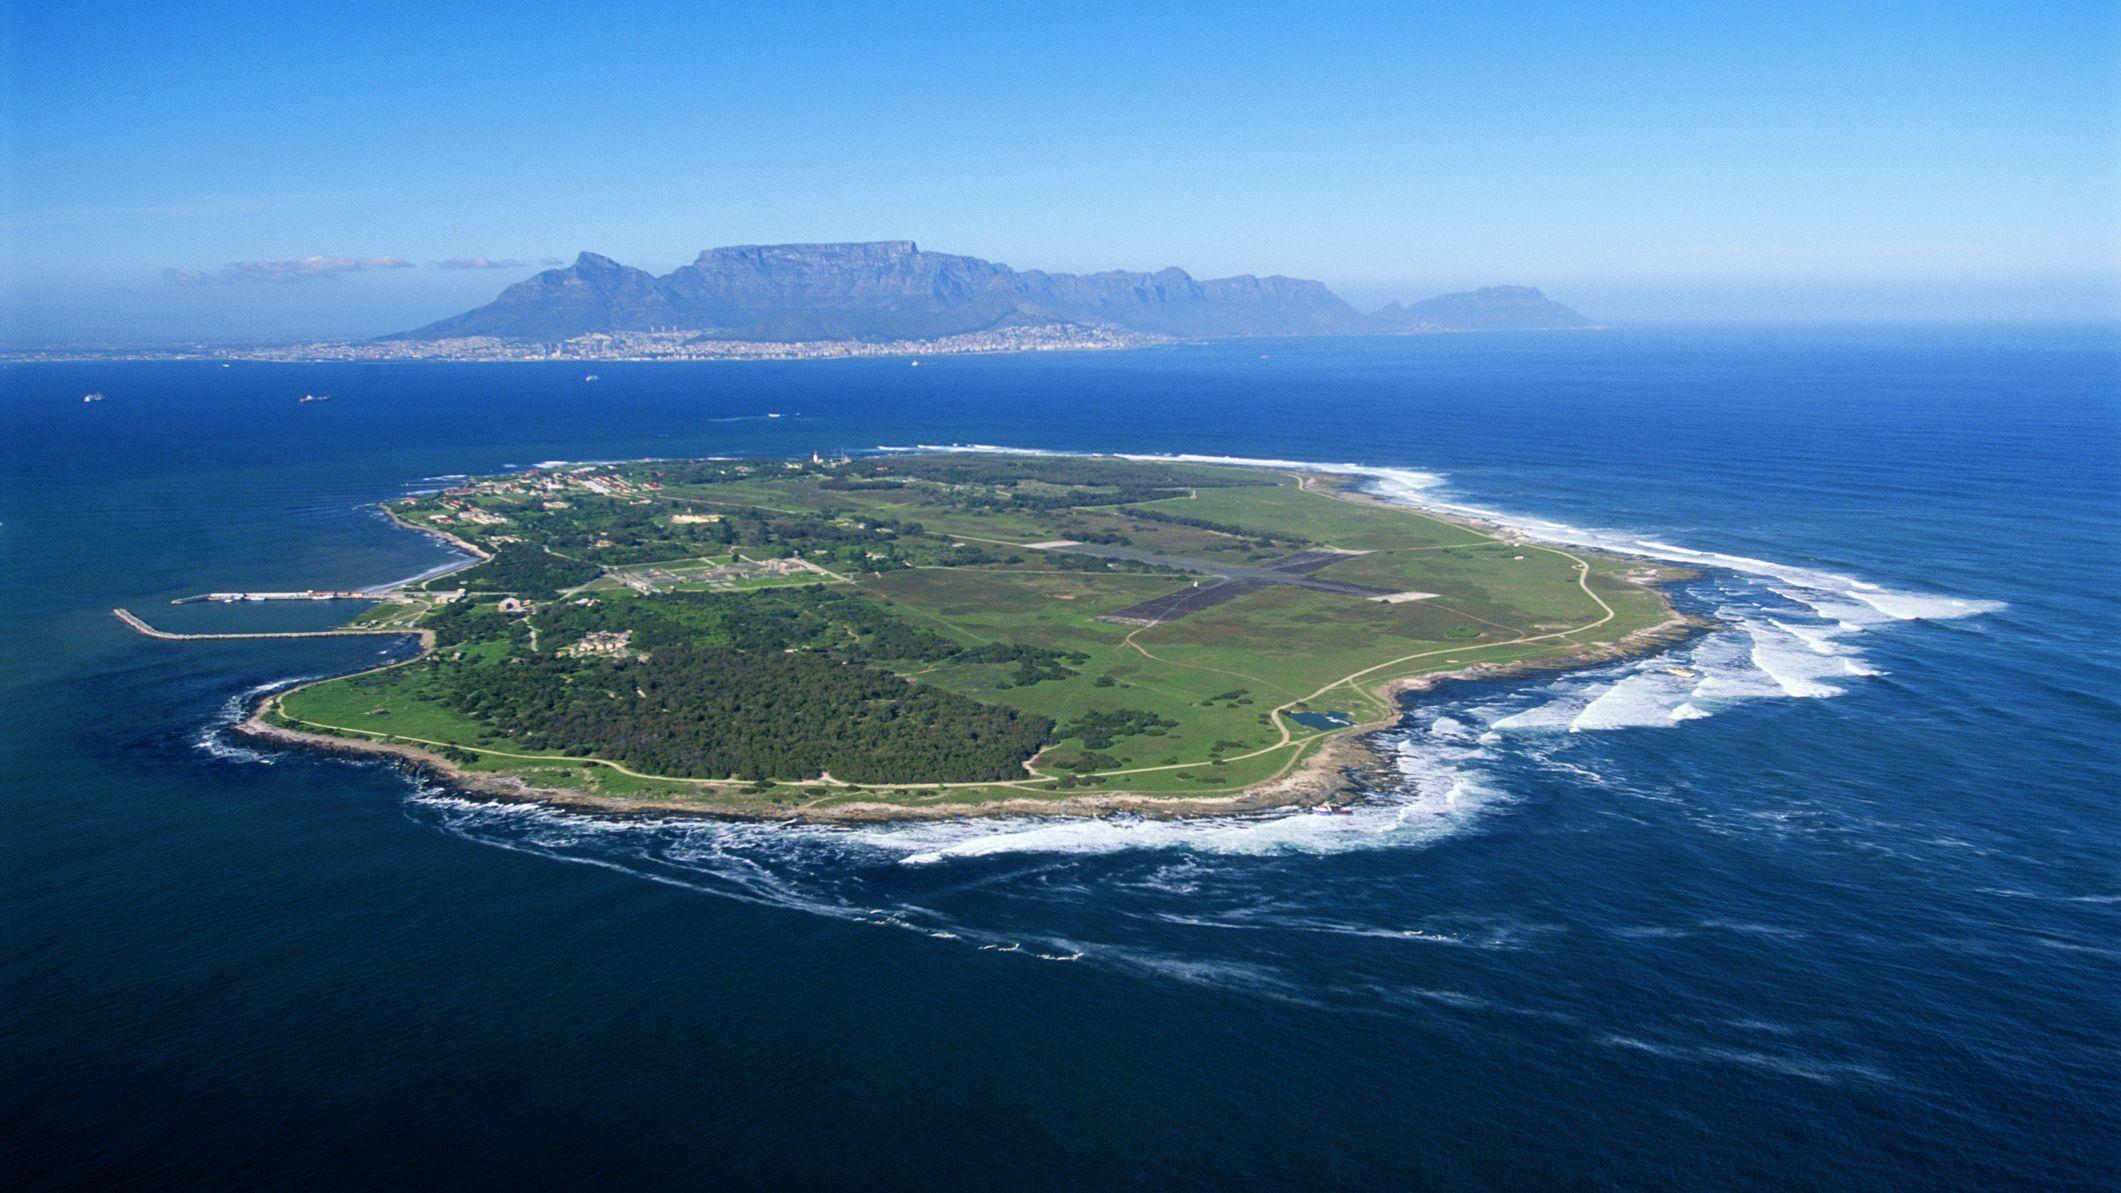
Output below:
[1287,710,1355,731]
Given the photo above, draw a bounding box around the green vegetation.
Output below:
[447,542,602,597]
[276,453,1677,810]
[434,644,1049,783]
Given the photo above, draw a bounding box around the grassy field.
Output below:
[1128,482,1489,550]
[275,454,1677,808]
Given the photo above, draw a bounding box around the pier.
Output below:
[113,608,433,646]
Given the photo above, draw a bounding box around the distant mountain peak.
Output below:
[386,241,1596,342]
[1372,286,1594,332]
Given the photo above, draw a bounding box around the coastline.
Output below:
[2,328,1168,366]
[0,326,1608,367]
[226,477,1707,822]
[371,505,489,590]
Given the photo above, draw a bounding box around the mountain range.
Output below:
[389,241,1593,342]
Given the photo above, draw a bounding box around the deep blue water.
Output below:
[4,328,2116,1189]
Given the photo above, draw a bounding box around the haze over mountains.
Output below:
[391,242,1593,342]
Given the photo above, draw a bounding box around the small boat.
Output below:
[81,392,105,403]
[299,393,330,403]
[1666,666,1697,679]
[1309,802,1353,816]
[765,412,782,418]
[583,373,599,381]
[909,360,921,367]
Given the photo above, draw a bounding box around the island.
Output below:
[194,453,1689,819]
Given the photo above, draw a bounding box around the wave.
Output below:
[819,727,1506,868]
[1599,1034,1891,1085]
[885,443,1447,493]
[194,672,325,764]
[399,789,1122,960]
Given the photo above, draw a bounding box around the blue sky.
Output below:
[3,1,2116,339]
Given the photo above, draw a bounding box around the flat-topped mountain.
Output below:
[390,242,1592,342]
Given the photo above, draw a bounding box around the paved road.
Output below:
[1047,545,1392,626]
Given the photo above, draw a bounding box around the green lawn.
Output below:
[1126,482,1488,551]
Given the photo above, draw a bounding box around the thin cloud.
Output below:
[225,256,414,282]
[437,256,530,270]
[164,256,416,284]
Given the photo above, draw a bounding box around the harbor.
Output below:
[170,590,373,605]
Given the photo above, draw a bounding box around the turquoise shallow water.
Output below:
[4,327,2116,1188]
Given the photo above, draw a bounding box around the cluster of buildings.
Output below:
[427,506,509,526]
[435,466,659,505]
[187,590,369,603]
[611,556,813,595]
[561,630,643,660]
[28,324,1159,365]
[564,471,656,498]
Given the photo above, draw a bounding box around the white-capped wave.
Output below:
[1600,1034,1890,1085]
[884,443,1450,493]
[195,732,275,765]
[1737,615,1869,697]
[824,727,1505,867]
[1569,668,1699,731]
[196,672,325,764]
[1427,715,1480,741]
[1475,610,1879,735]
[1488,691,1591,734]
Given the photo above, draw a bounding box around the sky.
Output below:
[3,1,2117,341]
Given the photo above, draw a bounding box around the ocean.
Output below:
[3,326,2116,1189]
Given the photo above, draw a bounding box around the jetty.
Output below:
[113,608,432,646]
